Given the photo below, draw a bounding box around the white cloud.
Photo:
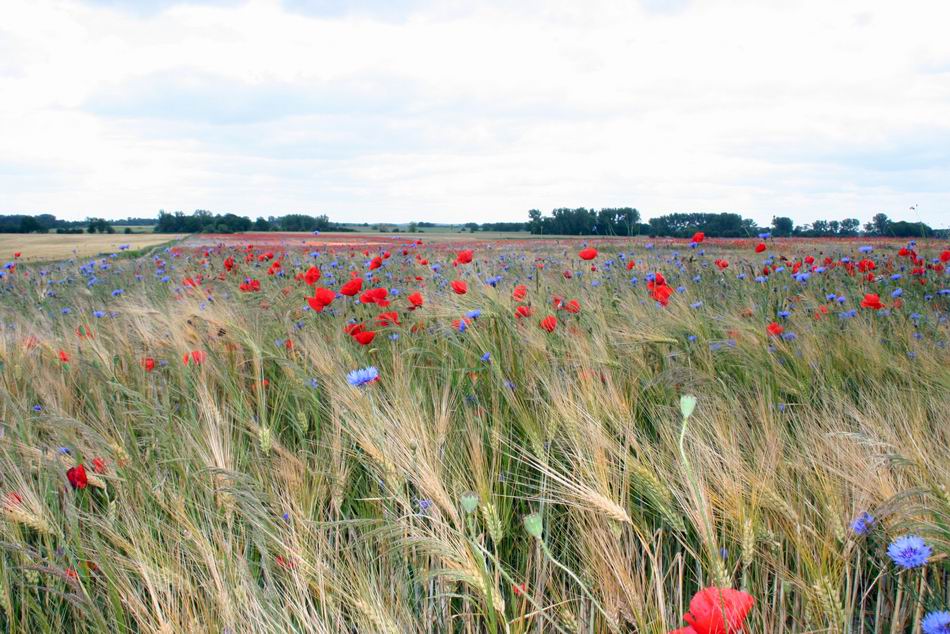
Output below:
[1,0,948,226]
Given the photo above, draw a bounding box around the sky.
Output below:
[1,0,949,227]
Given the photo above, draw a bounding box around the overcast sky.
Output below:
[2,0,949,227]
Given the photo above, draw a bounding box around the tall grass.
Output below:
[0,238,947,632]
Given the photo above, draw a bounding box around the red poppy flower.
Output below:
[563,270,573,278]
[766,322,784,336]
[58,350,70,363]
[539,315,557,332]
[375,311,400,327]
[647,273,673,306]
[451,280,468,295]
[307,286,336,312]
[183,350,206,365]
[512,285,528,301]
[369,256,383,270]
[578,247,598,260]
[360,287,389,305]
[353,330,376,346]
[669,587,754,634]
[304,265,321,285]
[407,291,424,309]
[513,582,527,597]
[143,357,155,372]
[92,457,107,474]
[691,231,705,243]
[340,277,364,296]
[860,293,884,310]
[67,464,88,490]
[563,299,581,314]
[515,305,534,318]
[239,279,261,292]
[13,252,21,258]
[754,243,766,253]
[344,322,366,336]
[714,259,729,270]
[941,250,950,263]
[223,256,235,271]
[457,250,474,264]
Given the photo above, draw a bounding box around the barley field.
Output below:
[0,233,948,633]
[0,234,183,262]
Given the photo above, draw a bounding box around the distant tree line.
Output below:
[527,208,643,236]
[154,210,353,234]
[770,212,937,238]
[524,208,942,238]
[1,209,942,238]
[0,214,122,234]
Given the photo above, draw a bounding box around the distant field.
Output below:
[0,233,183,261]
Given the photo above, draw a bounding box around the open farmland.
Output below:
[0,233,948,633]
[0,233,183,262]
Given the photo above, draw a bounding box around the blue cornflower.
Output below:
[922,611,950,634]
[690,301,703,309]
[839,309,857,320]
[466,309,481,320]
[850,512,875,535]
[93,310,105,318]
[858,245,873,253]
[504,379,516,390]
[481,351,491,362]
[676,286,686,293]
[282,512,291,523]
[887,535,931,569]
[891,274,902,280]
[778,310,791,319]
[826,293,837,301]
[777,403,786,412]
[32,405,42,412]
[892,288,903,298]
[309,378,319,389]
[781,332,797,341]
[61,307,71,314]
[687,335,697,342]
[417,498,433,513]
[347,366,379,387]
[758,232,772,239]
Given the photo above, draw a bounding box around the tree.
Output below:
[528,209,542,234]
[839,218,860,235]
[771,216,794,237]
[19,216,42,233]
[407,222,419,233]
[888,221,933,237]
[865,213,890,236]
